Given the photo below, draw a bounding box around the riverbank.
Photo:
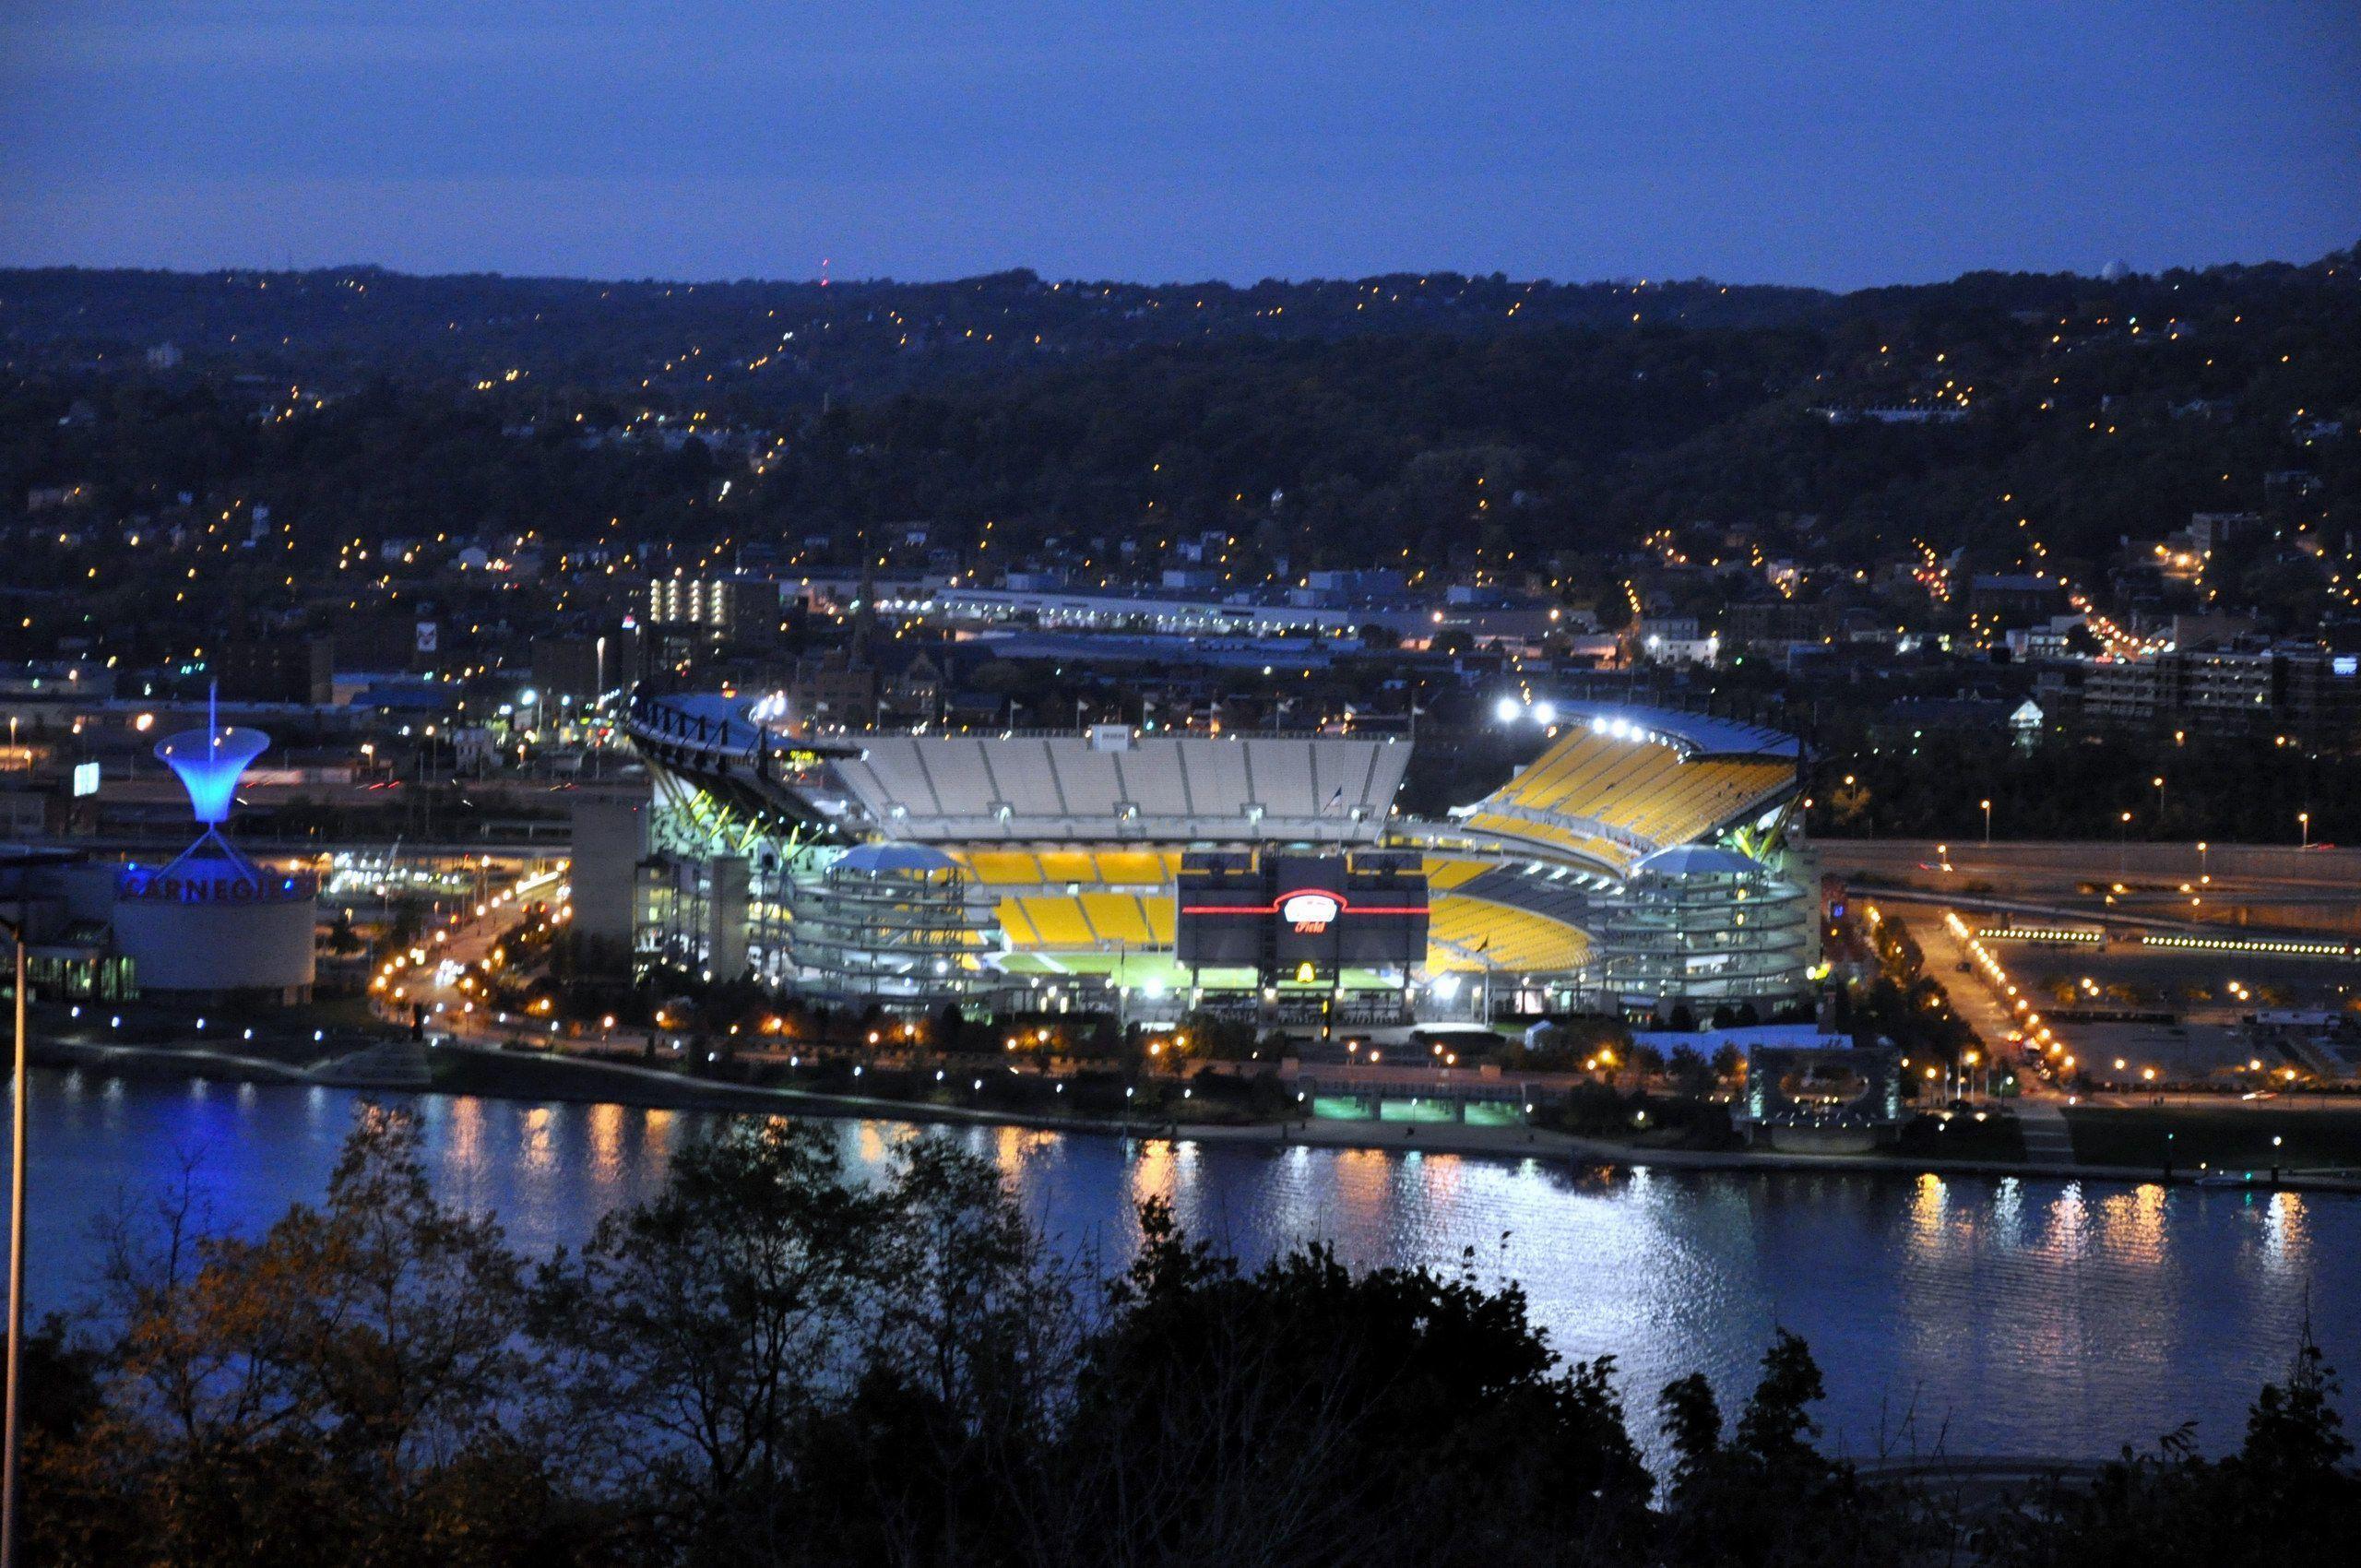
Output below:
[34,1033,2361,1194]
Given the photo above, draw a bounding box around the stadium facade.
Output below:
[618,692,1814,1025]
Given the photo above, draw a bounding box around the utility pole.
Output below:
[2,912,28,1568]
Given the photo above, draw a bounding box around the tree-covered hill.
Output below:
[1,249,2354,616]
[0,265,1833,404]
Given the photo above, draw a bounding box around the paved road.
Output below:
[1820,838,2360,906]
[378,867,578,1039]
[1820,837,2356,878]
[1910,907,2041,1075]
[1909,907,2086,1161]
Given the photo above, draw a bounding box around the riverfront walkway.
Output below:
[35,1035,2361,1195]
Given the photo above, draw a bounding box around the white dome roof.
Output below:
[1632,844,1762,880]
[836,841,959,874]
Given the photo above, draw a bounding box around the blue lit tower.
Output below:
[111,687,319,1002]
[155,688,272,831]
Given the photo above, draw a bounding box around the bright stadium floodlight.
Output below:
[1532,700,1557,727]
[1493,695,1524,724]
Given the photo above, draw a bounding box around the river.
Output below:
[13,1068,2356,1464]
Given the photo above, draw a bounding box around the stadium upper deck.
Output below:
[833,731,1409,845]
[1446,705,1799,873]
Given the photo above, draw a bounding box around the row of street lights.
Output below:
[1967,796,2313,853]
[1944,911,2070,1090]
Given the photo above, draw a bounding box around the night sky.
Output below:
[4,1,2356,288]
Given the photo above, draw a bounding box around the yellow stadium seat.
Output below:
[1143,901,1178,944]
[1016,896,1096,947]
[1081,893,1153,944]
[963,850,1043,885]
[1469,726,1793,856]
[1037,849,1096,885]
[1425,894,1589,974]
[1093,849,1167,885]
[994,897,1041,946]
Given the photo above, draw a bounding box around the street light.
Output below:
[1980,798,1992,845]
[2152,776,2165,830]
[2298,811,2310,849]
[2118,811,2132,875]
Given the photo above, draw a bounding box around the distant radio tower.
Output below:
[820,255,830,288]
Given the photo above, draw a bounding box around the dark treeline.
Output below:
[0,267,1834,403]
[16,1107,2355,1567]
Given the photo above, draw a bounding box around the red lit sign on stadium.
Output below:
[1180,889,1429,922]
[1280,892,1341,932]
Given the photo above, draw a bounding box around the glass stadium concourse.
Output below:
[613,693,1814,1028]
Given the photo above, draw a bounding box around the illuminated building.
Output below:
[0,702,318,1004]
[620,691,1810,1024]
[113,699,318,1001]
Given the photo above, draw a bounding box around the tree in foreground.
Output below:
[30,1104,596,1567]
[15,1103,2359,1567]
[1979,1330,2357,1568]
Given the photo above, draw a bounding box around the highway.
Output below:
[1819,837,2359,900]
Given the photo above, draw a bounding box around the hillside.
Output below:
[1,251,2355,635]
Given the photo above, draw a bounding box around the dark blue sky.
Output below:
[4,1,2355,289]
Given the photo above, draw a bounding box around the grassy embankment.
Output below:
[2063,1103,2361,1171]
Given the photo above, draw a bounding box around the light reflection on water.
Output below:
[10,1071,2357,1463]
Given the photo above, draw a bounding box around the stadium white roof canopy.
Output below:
[834,732,1410,845]
[1552,702,1799,760]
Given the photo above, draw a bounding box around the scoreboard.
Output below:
[1175,849,1429,978]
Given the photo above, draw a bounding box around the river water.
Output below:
[14,1068,2356,1464]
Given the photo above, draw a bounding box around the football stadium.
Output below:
[621,692,1813,1027]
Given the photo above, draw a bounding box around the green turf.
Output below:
[1377,1097,1461,1123]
